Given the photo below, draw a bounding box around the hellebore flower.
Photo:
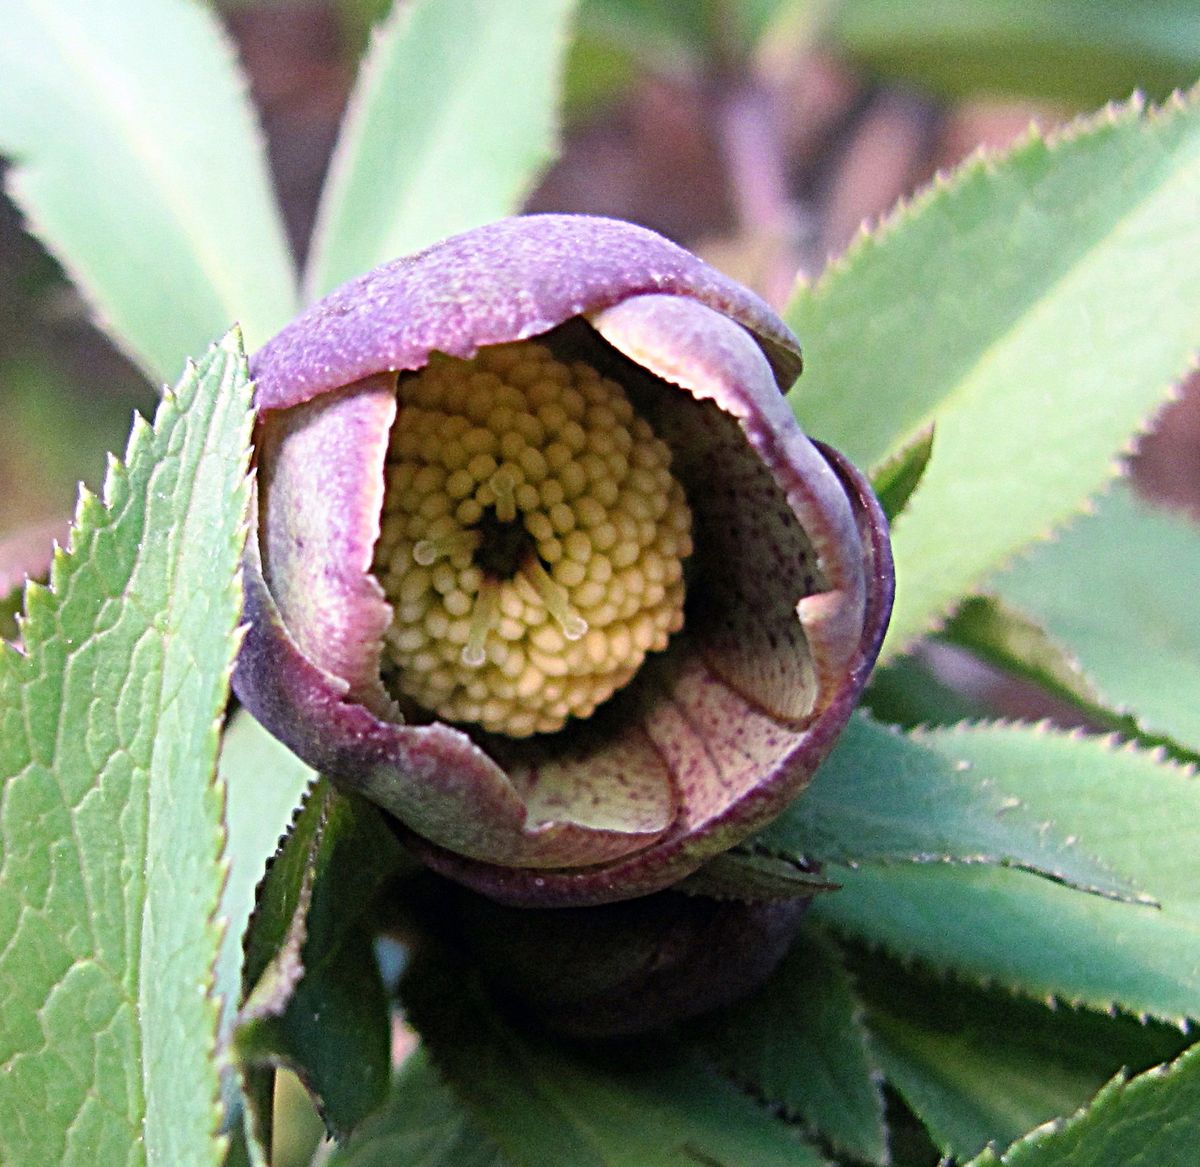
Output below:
[234,214,893,908]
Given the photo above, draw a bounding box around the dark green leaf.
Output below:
[821,0,1200,106]
[750,715,1141,902]
[699,927,887,1164]
[812,725,1200,1023]
[403,947,827,1167]
[968,1040,1200,1167]
[851,949,1189,1161]
[325,1048,510,1167]
[870,424,935,525]
[0,331,254,1165]
[236,780,408,1142]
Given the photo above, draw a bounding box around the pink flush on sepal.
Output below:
[234,214,893,908]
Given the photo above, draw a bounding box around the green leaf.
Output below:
[820,0,1200,106]
[749,714,1141,902]
[236,780,408,1142]
[941,596,1129,725]
[213,711,314,1111]
[968,1040,1200,1167]
[851,949,1189,1161]
[699,927,887,1165]
[863,647,999,729]
[403,947,827,1167]
[812,725,1200,1023]
[989,483,1200,756]
[0,331,254,1165]
[325,1048,510,1167]
[0,581,23,644]
[870,423,935,524]
[0,0,297,383]
[786,92,1200,658]
[303,0,577,299]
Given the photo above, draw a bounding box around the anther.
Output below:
[524,558,588,641]
[462,578,501,668]
[413,530,481,565]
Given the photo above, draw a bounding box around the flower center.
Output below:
[373,341,692,737]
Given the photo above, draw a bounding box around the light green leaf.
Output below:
[750,714,1140,902]
[820,0,1200,106]
[989,482,1200,756]
[0,0,297,383]
[303,0,577,299]
[699,927,887,1165]
[852,950,1189,1161]
[0,331,254,1165]
[236,780,408,1142]
[325,1048,510,1167]
[786,92,1200,658]
[213,710,314,1112]
[968,1040,1200,1167]
[403,948,827,1167]
[812,725,1200,1023]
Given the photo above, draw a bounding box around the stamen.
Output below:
[523,558,588,641]
[375,341,691,737]
[413,529,482,565]
[462,578,501,667]
[489,468,518,523]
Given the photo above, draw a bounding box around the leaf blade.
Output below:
[968,1040,1200,1167]
[403,947,827,1167]
[304,0,577,299]
[0,0,297,383]
[821,0,1200,106]
[811,725,1200,1023]
[989,482,1200,756]
[0,331,254,1165]
[787,92,1200,658]
[750,714,1140,902]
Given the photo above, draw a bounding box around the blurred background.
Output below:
[3,0,1200,556]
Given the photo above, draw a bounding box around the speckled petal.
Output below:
[251,215,801,412]
[399,442,894,907]
[590,293,866,711]
[235,529,672,869]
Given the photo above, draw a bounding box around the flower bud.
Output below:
[234,214,892,907]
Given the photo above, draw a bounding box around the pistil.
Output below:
[373,341,692,737]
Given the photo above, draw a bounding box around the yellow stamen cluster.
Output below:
[373,341,692,737]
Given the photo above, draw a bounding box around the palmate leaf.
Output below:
[325,1048,510,1167]
[213,710,314,1118]
[235,780,410,1149]
[698,925,888,1165]
[988,482,1200,757]
[786,90,1200,659]
[0,0,297,384]
[818,0,1200,106]
[747,713,1141,902]
[0,332,254,1165]
[403,946,826,1167]
[303,0,578,300]
[967,1040,1200,1167]
[812,725,1200,1024]
[848,947,1190,1162]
